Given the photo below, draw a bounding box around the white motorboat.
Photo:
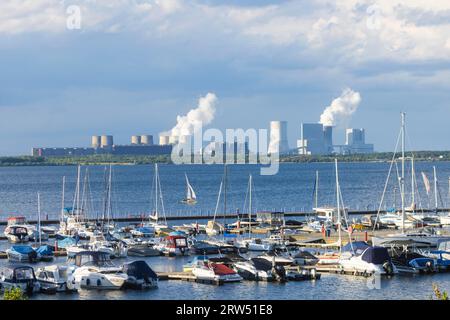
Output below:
[372,230,450,248]
[154,235,189,256]
[257,252,295,266]
[67,251,128,290]
[36,265,76,292]
[0,266,41,295]
[236,238,273,251]
[192,258,242,283]
[339,246,398,275]
[233,258,275,281]
[4,225,30,243]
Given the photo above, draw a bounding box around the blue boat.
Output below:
[6,245,40,263]
[36,245,54,262]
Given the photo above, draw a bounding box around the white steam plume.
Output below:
[319,88,361,127]
[164,92,218,138]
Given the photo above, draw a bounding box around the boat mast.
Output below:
[315,170,319,209]
[223,165,228,228]
[37,192,42,246]
[61,176,65,225]
[434,166,438,212]
[249,174,252,238]
[107,164,112,226]
[401,112,406,233]
[154,163,158,223]
[411,156,415,211]
[335,159,341,252]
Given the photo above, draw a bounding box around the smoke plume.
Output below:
[319,88,361,127]
[165,92,218,138]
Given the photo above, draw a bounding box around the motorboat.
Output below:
[130,226,155,238]
[257,251,295,266]
[6,245,40,263]
[191,257,242,283]
[5,216,49,242]
[189,240,220,255]
[127,244,161,257]
[36,265,76,292]
[0,266,41,295]
[4,225,30,243]
[122,260,158,289]
[339,246,397,275]
[293,250,319,266]
[36,245,54,262]
[232,258,278,282]
[67,251,128,290]
[236,238,273,252]
[391,251,437,274]
[372,230,450,248]
[154,235,189,256]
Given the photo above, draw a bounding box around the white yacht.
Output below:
[36,265,76,292]
[67,251,128,290]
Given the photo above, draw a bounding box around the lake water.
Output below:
[1,162,450,300]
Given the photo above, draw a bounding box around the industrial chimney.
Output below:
[268,121,289,154]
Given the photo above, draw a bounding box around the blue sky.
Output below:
[0,0,449,155]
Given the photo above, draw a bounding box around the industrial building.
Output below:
[296,123,374,155]
[297,123,329,155]
[32,134,172,157]
[268,121,289,154]
[341,128,374,154]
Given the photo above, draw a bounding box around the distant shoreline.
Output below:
[0,151,449,167]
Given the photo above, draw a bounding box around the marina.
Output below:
[1,157,450,299]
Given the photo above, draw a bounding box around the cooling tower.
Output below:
[159,135,170,146]
[323,126,333,154]
[101,135,114,148]
[140,135,153,145]
[131,135,141,145]
[268,121,289,154]
[91,136,101,148]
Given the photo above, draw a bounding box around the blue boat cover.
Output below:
[361,247,390,264]
[169,231,186,236]
[36,245,54,256]
[57,237,76,248]
[342,241,370,254]
[11,245,35,254]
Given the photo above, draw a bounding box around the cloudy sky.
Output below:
[0,0,449,155]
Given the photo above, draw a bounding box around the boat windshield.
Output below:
[14,268,35,280]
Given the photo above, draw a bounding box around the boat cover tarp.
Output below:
[123,260,157,280]
[36,245,53,256]
[251,258,273,271]
[361,247,390,264]
[57,237,76,248]
[341,241,370,254]
[212,263,236,275]
[11,245,35,254]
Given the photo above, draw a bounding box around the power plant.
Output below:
[296,123,374,155]
[268,121,289,154]
[32,134,171,157]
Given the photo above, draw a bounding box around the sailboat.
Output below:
[236,175,273,252]
[372,113,450,248]
[144,164,168,233]
[181,174,197,205]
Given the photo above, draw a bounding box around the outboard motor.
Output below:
[425,260,436,273]
[272,265,287,283]
[28,250,38,263]
[382,261,394,275]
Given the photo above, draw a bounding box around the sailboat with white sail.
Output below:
[181,173,197,205]
[372,113,450,248]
